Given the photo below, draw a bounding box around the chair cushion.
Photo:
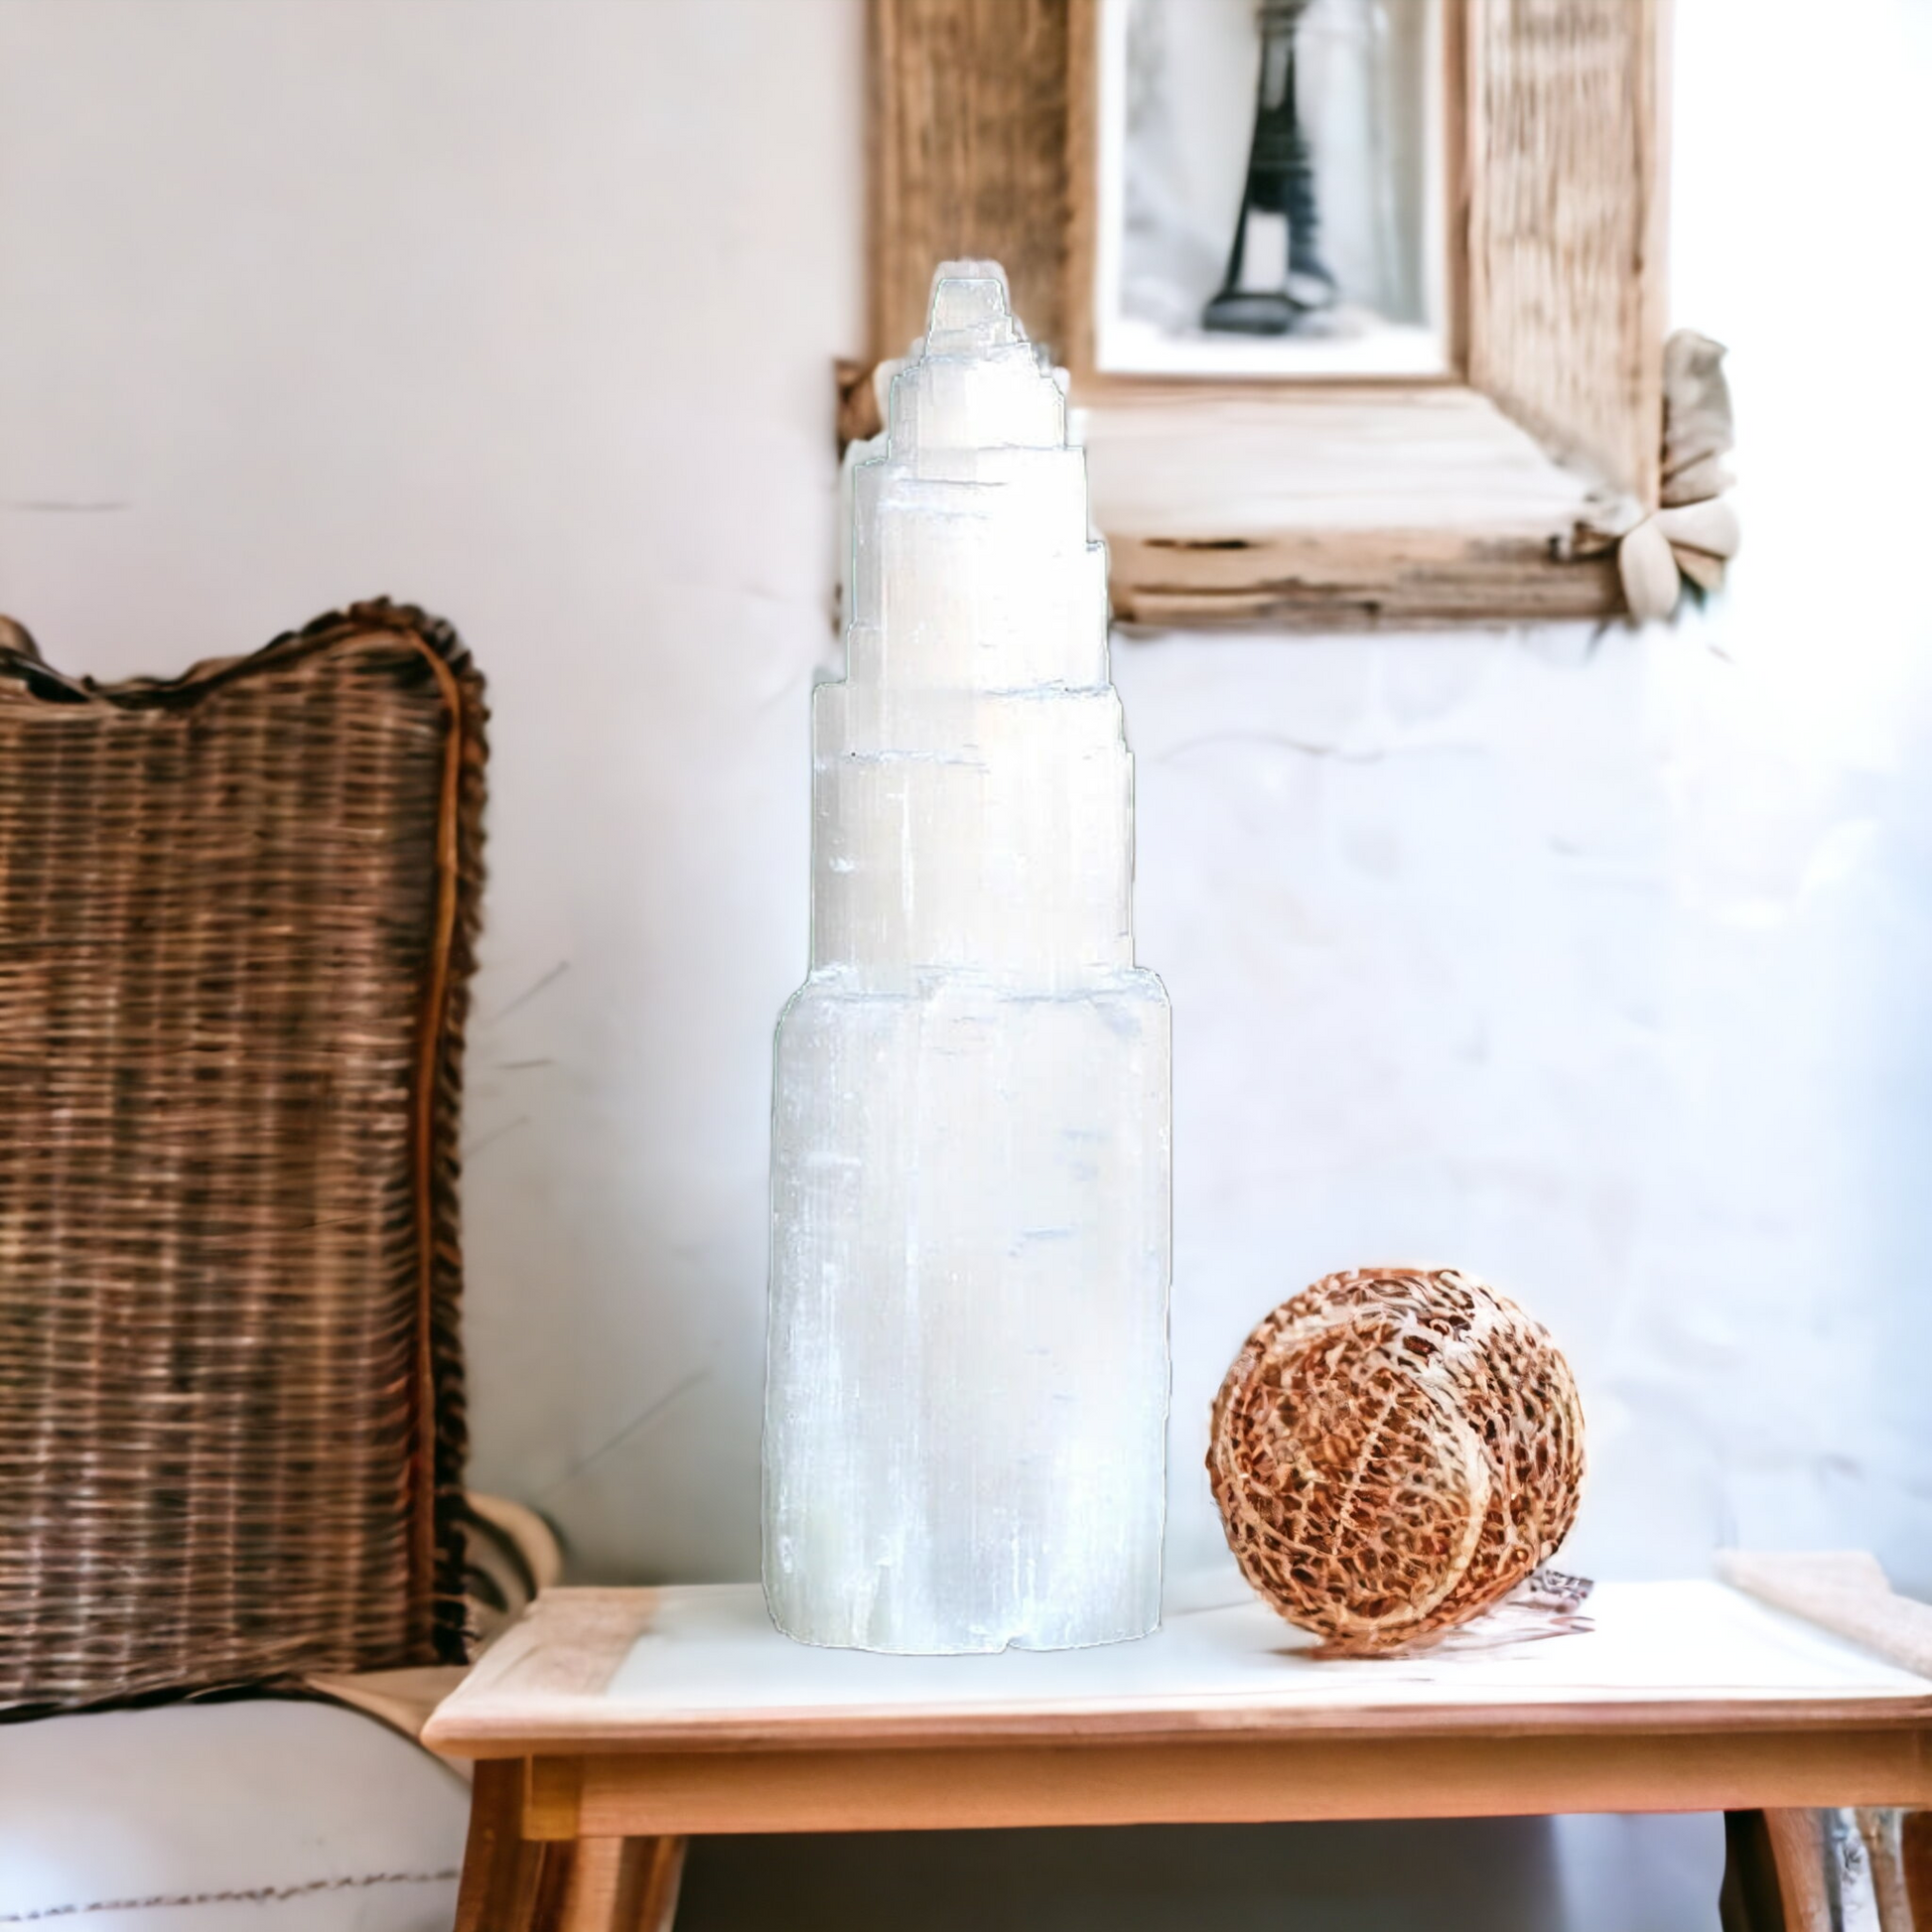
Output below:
[0,1700,470,1930]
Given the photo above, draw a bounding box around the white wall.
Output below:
[0,0,863,1586]
[2,1,1928,1920]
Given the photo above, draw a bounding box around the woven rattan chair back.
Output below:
[0,602,484,1715]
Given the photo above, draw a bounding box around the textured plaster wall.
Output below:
[1,2,1928,1923]
[0,0,863,1584]
[2,0,1928,1600]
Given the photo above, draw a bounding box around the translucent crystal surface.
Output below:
[762,264,1171,1653]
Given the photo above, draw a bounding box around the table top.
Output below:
[423,1574,1932,1760]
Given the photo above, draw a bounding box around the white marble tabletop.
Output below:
[424,1574,1932,1757]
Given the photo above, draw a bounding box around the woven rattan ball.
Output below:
[1207,1266,1584,1657]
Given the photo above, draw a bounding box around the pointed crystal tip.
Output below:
[923,259,1023,353]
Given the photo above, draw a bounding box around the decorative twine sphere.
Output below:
[1207,1266,1584,1657]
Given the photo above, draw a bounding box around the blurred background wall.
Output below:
[2,1,1928,1922]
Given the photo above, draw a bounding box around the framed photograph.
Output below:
[1091,0,1450,381]
[863,0,1668,625]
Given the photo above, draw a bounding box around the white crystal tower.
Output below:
[763,264,1171,1653]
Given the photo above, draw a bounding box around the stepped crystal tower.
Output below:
[762,265,1171,1653]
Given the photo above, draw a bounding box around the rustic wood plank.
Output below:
[1105,532,1621,629]
[1441,0,1473,377]
[570,1730,1932,1839]
[871,0,1072,360]
[867,0,1666,622]
[1085,390,1612,535]
[841,372,1631,623]
[1059,0,1099,380]
[836,377,1629,625]
[1082,386,1625,625]
[1466,0,1668,505]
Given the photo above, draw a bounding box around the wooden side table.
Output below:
[424,1578,1932,1932]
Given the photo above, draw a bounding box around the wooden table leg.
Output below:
[1720,1809,1848,1932]
[1854,1808,1920,1931]
[454,1760,687,1932]
[620,1837,688,1931]
[1905,1811,1932,1927]
[1722,1809,1785,1931]
[456,1759,559,1932]
[1763,1811,1833,1932]
[558,1835,687,1932]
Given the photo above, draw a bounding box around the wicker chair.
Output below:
[0,601,486,1717]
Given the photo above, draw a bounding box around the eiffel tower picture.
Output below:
[1202,0,1340,335]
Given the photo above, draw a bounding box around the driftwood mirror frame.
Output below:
[859,0,1668,625]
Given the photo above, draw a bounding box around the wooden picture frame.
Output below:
[862,0,1668,625]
